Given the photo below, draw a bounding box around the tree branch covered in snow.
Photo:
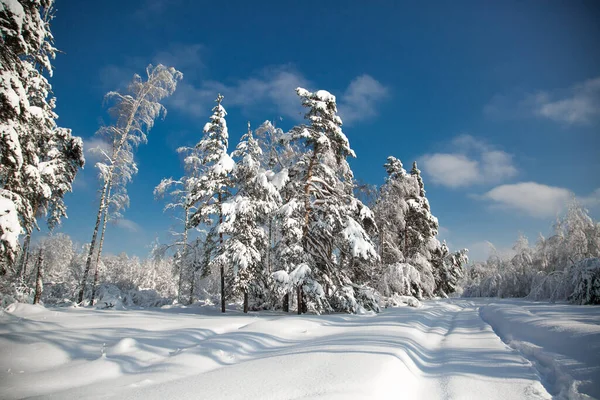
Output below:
[1,0,84,263]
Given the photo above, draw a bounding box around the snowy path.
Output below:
[1,299,596,399]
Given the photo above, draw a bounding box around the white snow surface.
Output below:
[1,299,598,399]
[480,300,600,399]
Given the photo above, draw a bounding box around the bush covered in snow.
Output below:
[570,258,600,305]
[384,293,421,308]
[94,284,172,309]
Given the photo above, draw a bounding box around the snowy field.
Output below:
[1,299,599,400]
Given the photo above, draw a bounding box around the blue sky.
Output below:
[46,0,600,261]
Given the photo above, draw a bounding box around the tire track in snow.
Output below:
[437,303,461,400]
[431,300,551,400]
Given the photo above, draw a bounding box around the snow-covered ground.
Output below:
[1,299,598,399]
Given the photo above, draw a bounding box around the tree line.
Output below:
[0,1,468,313]
[462,202,600,304]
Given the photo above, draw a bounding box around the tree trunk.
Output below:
[379,228,384,261]
[18,234,31,280]
[267,218,272,275]
[179,208,190,304]
[297,285,302,315]
[404,226,408,257]
[91,185,113,305]
[219,193,225,313]
[243,290,248,313]
[283,292,289,312]
[220,265,225,312]
[188,262,195,305]
[79,180,110,304]
[302,148,318,242]
[33,248,44,304]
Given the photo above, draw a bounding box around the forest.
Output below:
[2,2,600,399]
[1,1,599,315]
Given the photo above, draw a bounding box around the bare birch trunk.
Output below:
[91,183,113,305]
[80,83,152,305]
[79,180,110,304]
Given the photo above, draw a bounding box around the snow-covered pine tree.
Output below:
[431,241,468,297]
[252,120,300,311]
[1,0,84,267]
[254,120,293,280]
[217,123,286,312]
[405,161,438,260]
[276,87,378,314]
[374,157,412,265]
[188,94,234,313]
[374,157,444,299]
[410,161,426,199]
[78,64,182,304]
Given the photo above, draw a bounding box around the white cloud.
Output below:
[481,182,572,218]
[98,42,388,125]
[533,77,600,124]
[167,65,308,120]
[420,153,480,188]
[484,76,600,125]
[338,75,389,125]
[420,135,517,188]
[83,137,112,164]
[114,218,141,233]
[231,66,310,118]
[580,188,600,209]
[168,67,388,125]
[481,151,518,182]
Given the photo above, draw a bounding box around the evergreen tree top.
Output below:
[384,156,405,180]
[411,161,426,197]
[293,87,355,160]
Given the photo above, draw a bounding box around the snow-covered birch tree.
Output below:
[188,94,234,313]
[78,64,182,304]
